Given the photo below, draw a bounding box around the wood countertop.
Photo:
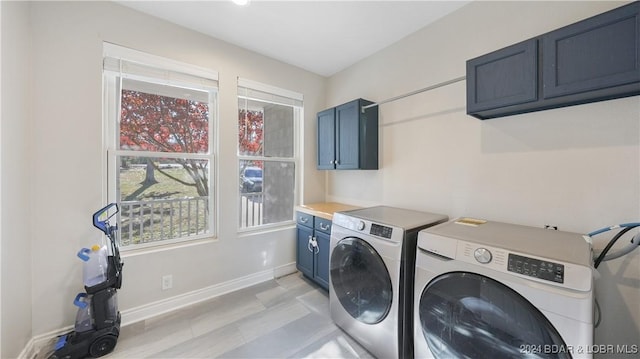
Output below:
[295,202,361,221]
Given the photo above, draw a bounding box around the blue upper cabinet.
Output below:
[317,99,378,170]
[467,39,538,114]
[467,1,640,120]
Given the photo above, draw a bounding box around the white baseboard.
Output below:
[18,337,36,359]
[22,325,73,359]
[121,267,274,325]
[274,262,297,278]
[22,264,297,359]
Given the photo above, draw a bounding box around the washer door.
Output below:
[419,272,570,359]
[330,237,392,324]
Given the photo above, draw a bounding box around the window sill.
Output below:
[120,236,218,258]
[237,221,296,238]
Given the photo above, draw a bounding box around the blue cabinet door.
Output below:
[317,108,336,170]
[296,225,314,279]
[314,230,331,290]
[466,39,538,116]
[542,1,640,99]
[335,101,360,170]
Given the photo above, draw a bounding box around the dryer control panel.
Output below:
[508,253,564,284]
[418,232,592,292]
[454,240,590,291]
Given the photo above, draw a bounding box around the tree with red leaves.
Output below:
[120,90,210,196]
[238,109,264,157]
[238,109,264,172]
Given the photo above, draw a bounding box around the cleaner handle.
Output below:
[73,293,88,309]
[77,248,91,262]
[93,203,119,236]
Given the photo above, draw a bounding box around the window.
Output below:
[238,79,302,230]
[103,44,218,250]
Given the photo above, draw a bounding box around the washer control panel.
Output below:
[370,223,393,239]
[332,212,403,243]
[508,253,564,283]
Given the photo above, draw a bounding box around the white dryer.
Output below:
[414,218,594,359]
[329,206,448,359]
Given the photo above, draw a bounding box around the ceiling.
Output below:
[116,1,471,77]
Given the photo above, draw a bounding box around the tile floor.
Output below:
[106,272,373,358]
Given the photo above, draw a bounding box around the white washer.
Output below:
[414,218,594,359]
[330,206,448,359]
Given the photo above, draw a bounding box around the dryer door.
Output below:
[419,272,570,359]
[330,236,392,324]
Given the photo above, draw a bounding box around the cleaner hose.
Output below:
[598,232,640,262]
[589,223,640,269]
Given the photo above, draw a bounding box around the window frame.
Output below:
[237,78,303,233]
[103,43,219,251]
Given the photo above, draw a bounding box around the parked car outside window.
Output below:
[240,166,263,193]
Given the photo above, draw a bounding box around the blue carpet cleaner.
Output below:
[49,203,123,358]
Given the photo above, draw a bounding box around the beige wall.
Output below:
[2,1,639,357]
[0,1,327,354]
[326,1,639,356]
[1,1,33,357]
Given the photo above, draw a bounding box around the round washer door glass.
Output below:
[420,272,570,359]
[330,237,392,324]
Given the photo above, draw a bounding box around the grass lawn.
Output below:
[119,166,200,200]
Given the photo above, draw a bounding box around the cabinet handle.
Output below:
[319,223,330,231]
[329,160,334,165]
[299,216,308,223]
[308,236,320,254]
[307,235,314,252]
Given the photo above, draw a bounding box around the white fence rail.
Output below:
[119,194,265,246]
[240,193,264,228]
[119,197,208,246]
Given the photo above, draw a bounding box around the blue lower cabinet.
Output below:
[314,231,330,289]
[296,225,314,279]
[296,212,331,290]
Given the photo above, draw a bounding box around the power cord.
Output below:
[594,297,601,328]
